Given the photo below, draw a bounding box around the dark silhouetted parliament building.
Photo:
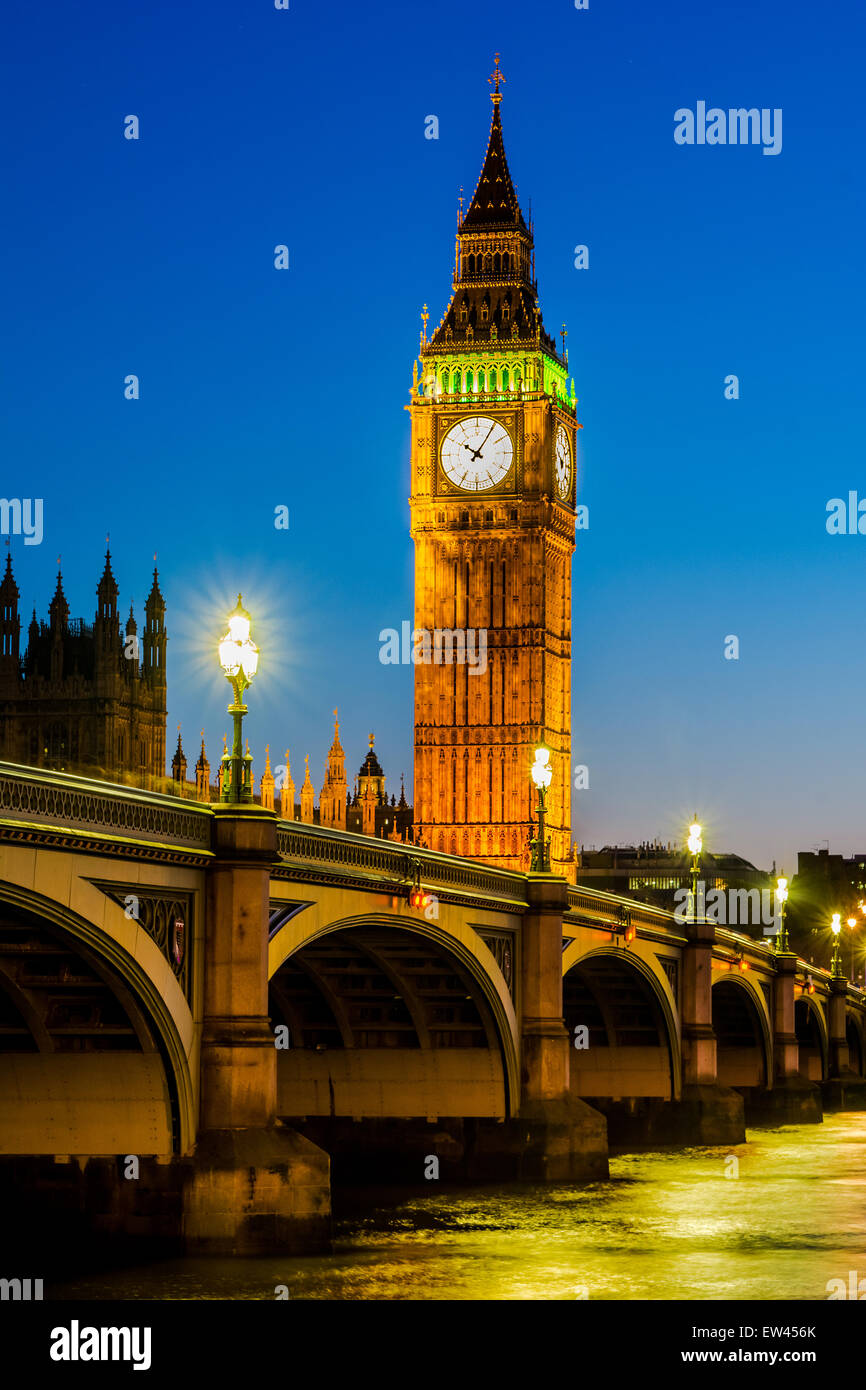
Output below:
[0,550,166,787]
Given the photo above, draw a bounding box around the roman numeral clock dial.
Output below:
[440,416,513,491]
[555,422,572,499]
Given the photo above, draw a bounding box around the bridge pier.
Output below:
[508,875,607,1180]
[743,952,821,1125]
[184,805,330,1254]
[823,977,866,1112]
[676,920,745,1144]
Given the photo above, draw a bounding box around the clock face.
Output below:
[555,423,571,499]
[440,416,513,492]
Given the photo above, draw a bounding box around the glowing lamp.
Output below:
[687,822,702,856]
[531,746,553,791]
[529,745,552,872]
[218,593,259,804]
[220,595,258,686]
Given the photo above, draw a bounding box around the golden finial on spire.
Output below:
[369,732,375,749]
[420,303,429,350]
[488,53,505,103]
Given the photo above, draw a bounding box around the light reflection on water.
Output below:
[53,1114,866,1301]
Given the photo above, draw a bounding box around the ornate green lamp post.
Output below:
[774,873,789,952]
[687,817,702,922]
[529,745,552,872]
[846,917,858,979]
[218,594,259,804]
[830,912,843,977]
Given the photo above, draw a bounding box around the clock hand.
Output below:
[463,424,496,463]
[477,422,495,452]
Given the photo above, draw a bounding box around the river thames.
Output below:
[50,1114,866,1301]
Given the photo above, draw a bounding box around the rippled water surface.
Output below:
[53,1115,866,1300]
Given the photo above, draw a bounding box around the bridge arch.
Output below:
[795,994,828,1081]
[561,945,680,1103]
[0,883,195,1154]
[711,974,771,1089]
[269,911,519,1121]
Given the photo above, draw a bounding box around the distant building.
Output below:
[793,848,866,916]
[575,840,771,924]
[788,849,866,975]
[170,714,415,844]
[0,551,167,788]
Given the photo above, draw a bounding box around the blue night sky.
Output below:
[3,0,865,874]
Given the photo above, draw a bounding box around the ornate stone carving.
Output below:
[658,956,678,1001]
[477,929,514,995]
[91,881,194,1002]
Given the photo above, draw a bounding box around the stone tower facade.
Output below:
[409,67,578,876]
[0,551,167,787]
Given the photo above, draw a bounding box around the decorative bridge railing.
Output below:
[275,820,528,908]
[0,762,212,860]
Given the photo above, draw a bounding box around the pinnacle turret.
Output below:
[0,551,20,676]
[49,568,69,632]
[97,548,119,615]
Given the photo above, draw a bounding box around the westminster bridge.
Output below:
[1,762,865,1255]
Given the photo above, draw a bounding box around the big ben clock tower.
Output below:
[410,58,579,878]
